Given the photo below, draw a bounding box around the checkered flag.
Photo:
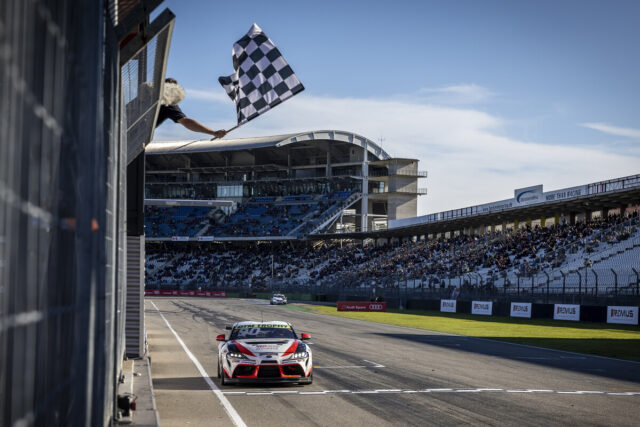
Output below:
[219,23,304,126]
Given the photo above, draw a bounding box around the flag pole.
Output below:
[171,123,240,151]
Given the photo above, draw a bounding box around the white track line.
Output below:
[151,301,247,427]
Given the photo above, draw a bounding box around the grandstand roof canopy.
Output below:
[316,173,640,240]
[147,130,391,159]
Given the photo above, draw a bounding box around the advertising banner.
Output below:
[197,236,215,241]
[554,304,580,321]
[544,185,587,203]
[510,302,532,318]
[471,301,493,315]
[144,290,226,298]
[440,299,457,313]
[171,236,190,241]
[337,301,386,312]
[607,306,639,325]
[514,185,544,206]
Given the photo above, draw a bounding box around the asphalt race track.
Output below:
[146,298,640,426]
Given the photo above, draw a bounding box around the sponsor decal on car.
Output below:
[234,324,291,329]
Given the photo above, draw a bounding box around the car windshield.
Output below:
[230,324,297,340]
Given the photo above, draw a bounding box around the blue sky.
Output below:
[153,0,640,214]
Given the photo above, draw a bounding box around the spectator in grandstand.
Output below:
[156,78,227,138]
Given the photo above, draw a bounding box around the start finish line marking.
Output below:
[223,388,640,397]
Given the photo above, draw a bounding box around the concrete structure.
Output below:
[145,130,427,233]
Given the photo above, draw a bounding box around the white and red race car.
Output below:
[217,321,313,385]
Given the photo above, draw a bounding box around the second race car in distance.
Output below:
[217,321,312,385]
[270,293,287,305]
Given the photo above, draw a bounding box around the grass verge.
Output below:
[287,304,640,362]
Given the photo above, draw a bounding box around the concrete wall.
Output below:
[386,195,417,220]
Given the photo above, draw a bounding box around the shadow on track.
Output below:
[371,332,640,383]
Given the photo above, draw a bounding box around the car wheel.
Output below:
[218,361,228,386]
[304,372,313,385]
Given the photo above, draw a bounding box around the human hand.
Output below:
[211,129,227,139]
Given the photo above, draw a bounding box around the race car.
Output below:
[270,293,287,305]
[216,321,312,385]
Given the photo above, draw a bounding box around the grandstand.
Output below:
[145,170,640,298]
[144,130,428,240]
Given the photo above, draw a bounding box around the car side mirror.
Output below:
[301,333,311,340]
[216,334,226,342]
[225,326,232,330]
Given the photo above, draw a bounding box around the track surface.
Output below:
[146,298,640,426]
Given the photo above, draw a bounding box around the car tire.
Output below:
[303,372,313,385]
[218,361,228,386]
[270,301,274,305]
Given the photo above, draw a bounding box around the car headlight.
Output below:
[226,343,248,360]
[227,351,247,359]
[289,351,308,360]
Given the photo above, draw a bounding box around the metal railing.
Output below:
[369,170,428,178]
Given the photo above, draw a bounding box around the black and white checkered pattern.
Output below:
[219,23,304,125]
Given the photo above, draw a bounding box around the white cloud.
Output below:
[580,122,640,139]
[414,84,495,105]
[153,90,640,215]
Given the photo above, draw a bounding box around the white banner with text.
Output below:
[607,306,639,325]
[554,304,580,321]
[510,302,532,318]
[471,301,493,315]
[440,299,457,313]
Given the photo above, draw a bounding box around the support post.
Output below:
[543,271,549,297]
[611,268,618,295]
[531,275,534,294]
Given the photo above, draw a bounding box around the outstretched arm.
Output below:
[177,117,226,138]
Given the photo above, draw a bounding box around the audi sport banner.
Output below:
[440,299,456,313]
[510,302,532,318]
[554,304,580,321]
[145,290,226,298]
[607,306,639,325]
[471,301,492,316]
[337,301,386,312]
